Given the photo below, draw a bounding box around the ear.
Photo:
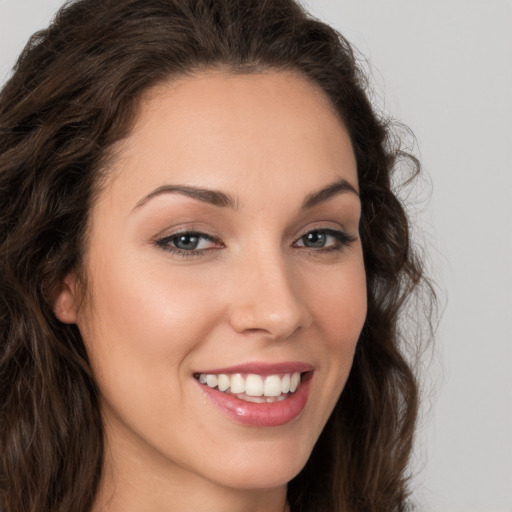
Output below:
[53,273,79,324]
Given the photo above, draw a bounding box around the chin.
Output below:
[189,437,312,491]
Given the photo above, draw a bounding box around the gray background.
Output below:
[1,1,511,511]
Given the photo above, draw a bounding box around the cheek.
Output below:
[76,255,228,454]
[77,251,225,392]
[308,252,367,344]
[305,252,367,395]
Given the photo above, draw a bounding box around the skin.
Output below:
[55,71,367,512]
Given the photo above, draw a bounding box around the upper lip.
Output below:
[194,361,314,375]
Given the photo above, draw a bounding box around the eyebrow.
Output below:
[134,184,238,210]
[301,178,359,209]
[133,177,358,211]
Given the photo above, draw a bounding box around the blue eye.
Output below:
[295,229,356,250]
[156,231,220,255]
[173,234,203,250]
[156,228,355,258]
[302,231,329,248]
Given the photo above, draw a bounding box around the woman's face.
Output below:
[58,71,366,496]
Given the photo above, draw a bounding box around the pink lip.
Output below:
[195,361,314,376]
[196,370,313,427]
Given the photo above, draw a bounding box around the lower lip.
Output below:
[197,373,312,427]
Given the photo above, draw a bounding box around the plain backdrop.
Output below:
[1,1,511,511]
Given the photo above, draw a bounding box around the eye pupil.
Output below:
[304,232,326,248]
[175,234,199,250]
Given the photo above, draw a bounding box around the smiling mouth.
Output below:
[194,372,306,404]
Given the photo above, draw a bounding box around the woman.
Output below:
[0,1,434,511]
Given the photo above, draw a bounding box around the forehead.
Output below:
[101,70,358,209]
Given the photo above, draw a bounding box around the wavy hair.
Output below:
[0,1,435,510]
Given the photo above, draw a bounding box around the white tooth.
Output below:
[239,394,266,403]
[245,374,263,396]
[289,372,301,393]
[217,374,230,392]
[230,373,245,394]
[206,374,218,388]
[264,375,282,397]
[281,374,291,393]
[199,374,207,384]
[277,395,286,401]
[266,396,278,403]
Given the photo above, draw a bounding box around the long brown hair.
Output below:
[0,1,435,510]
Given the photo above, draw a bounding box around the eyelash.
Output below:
[155,228,356,258]
[293,229,357,253]
[155,231,222,258]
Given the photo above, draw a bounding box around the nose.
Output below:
[227,251,312,340]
